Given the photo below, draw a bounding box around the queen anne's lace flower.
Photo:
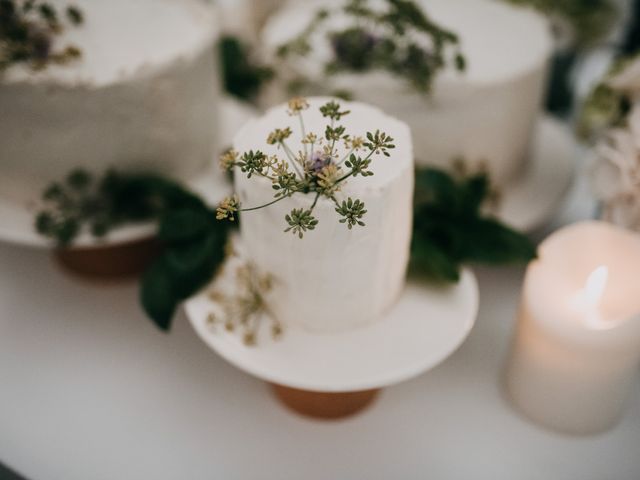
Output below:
[592,103,640,230]
[608,57,640,98]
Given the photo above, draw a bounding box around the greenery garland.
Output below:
[0,0,83,71]
[36,164,535,329]
[275,0,465,96]
[411,167,536,283]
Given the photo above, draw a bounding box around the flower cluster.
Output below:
[592,103,640,230]
[207,260,281,346]
[0,0,84,72]
[582,55,640,231]
[275,0,465,96]
[217,97,396,238]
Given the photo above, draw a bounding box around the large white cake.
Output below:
[233,97,414,333]
[262,0,553,186]
[0,0,220,204]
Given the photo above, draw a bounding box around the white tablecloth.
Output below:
[1,164,639,480]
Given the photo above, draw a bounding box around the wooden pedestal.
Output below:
[55,237,162,280]
[271,384,380,420]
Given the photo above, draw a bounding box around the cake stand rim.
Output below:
[185,265,479,393]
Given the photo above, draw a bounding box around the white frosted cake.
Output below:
[233,97,414,332]
[0,0,220,204]
[262,0,553,186]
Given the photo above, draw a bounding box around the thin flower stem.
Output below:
[335,170,355,185]
[329,117,337,156]
[310,192,321,210]
[255,170,276,182]
[279,140,297,163]
[337,146,356,166]
[240,195,289,212]
[298,113,308,157]
[280,140,304,178]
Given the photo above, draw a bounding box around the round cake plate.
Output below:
[495,115,577,232]
[0,96,256,250]
[0,166,231,249]
[185,264,479,393]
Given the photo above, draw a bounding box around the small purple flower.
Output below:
[308,151,333,173]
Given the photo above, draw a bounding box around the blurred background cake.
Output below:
[262,0,553,186]
[0,0,220,204]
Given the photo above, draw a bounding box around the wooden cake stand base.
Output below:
[271,384,380,420]
[55,237,162,280]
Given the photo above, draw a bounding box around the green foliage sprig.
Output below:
[36,169,230,331]
[577,55,636,140]
[219,35,273,102]
[276,0,465,96]
[504,0,617,48]
[0,0,83,72]
[411,167,536,283]
[217,97,395,238]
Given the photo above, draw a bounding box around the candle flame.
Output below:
[584,265,608,308]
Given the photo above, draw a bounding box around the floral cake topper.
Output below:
[217,97,396,238]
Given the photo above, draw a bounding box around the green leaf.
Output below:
[219,36,273,101]
[158,209,211,243]
[66,169,91,190]
[35,212,53,235]
[459,174,489,216]
[411,166,537,284]
[140,225,228,332]
[414,168,457,208]
[140,259,179,331]
[462,218,537,265]
[410,237,460,283]
[163,227,228,300]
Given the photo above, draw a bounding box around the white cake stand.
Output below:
[184,258,479,394]
[0,96,256,250]
[494,115,577,232]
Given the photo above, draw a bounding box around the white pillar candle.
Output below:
[505,221,640,435]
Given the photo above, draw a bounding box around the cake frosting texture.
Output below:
[262,0,553,186]
[0,0,220,204]
[233,97,414,333]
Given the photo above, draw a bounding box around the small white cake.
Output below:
[262,0,553,186]
[233,97,414,333]
[0,0,220,204]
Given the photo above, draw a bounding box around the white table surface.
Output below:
[1,163,639,480]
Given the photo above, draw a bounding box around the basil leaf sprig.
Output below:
[411,167,536,283]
